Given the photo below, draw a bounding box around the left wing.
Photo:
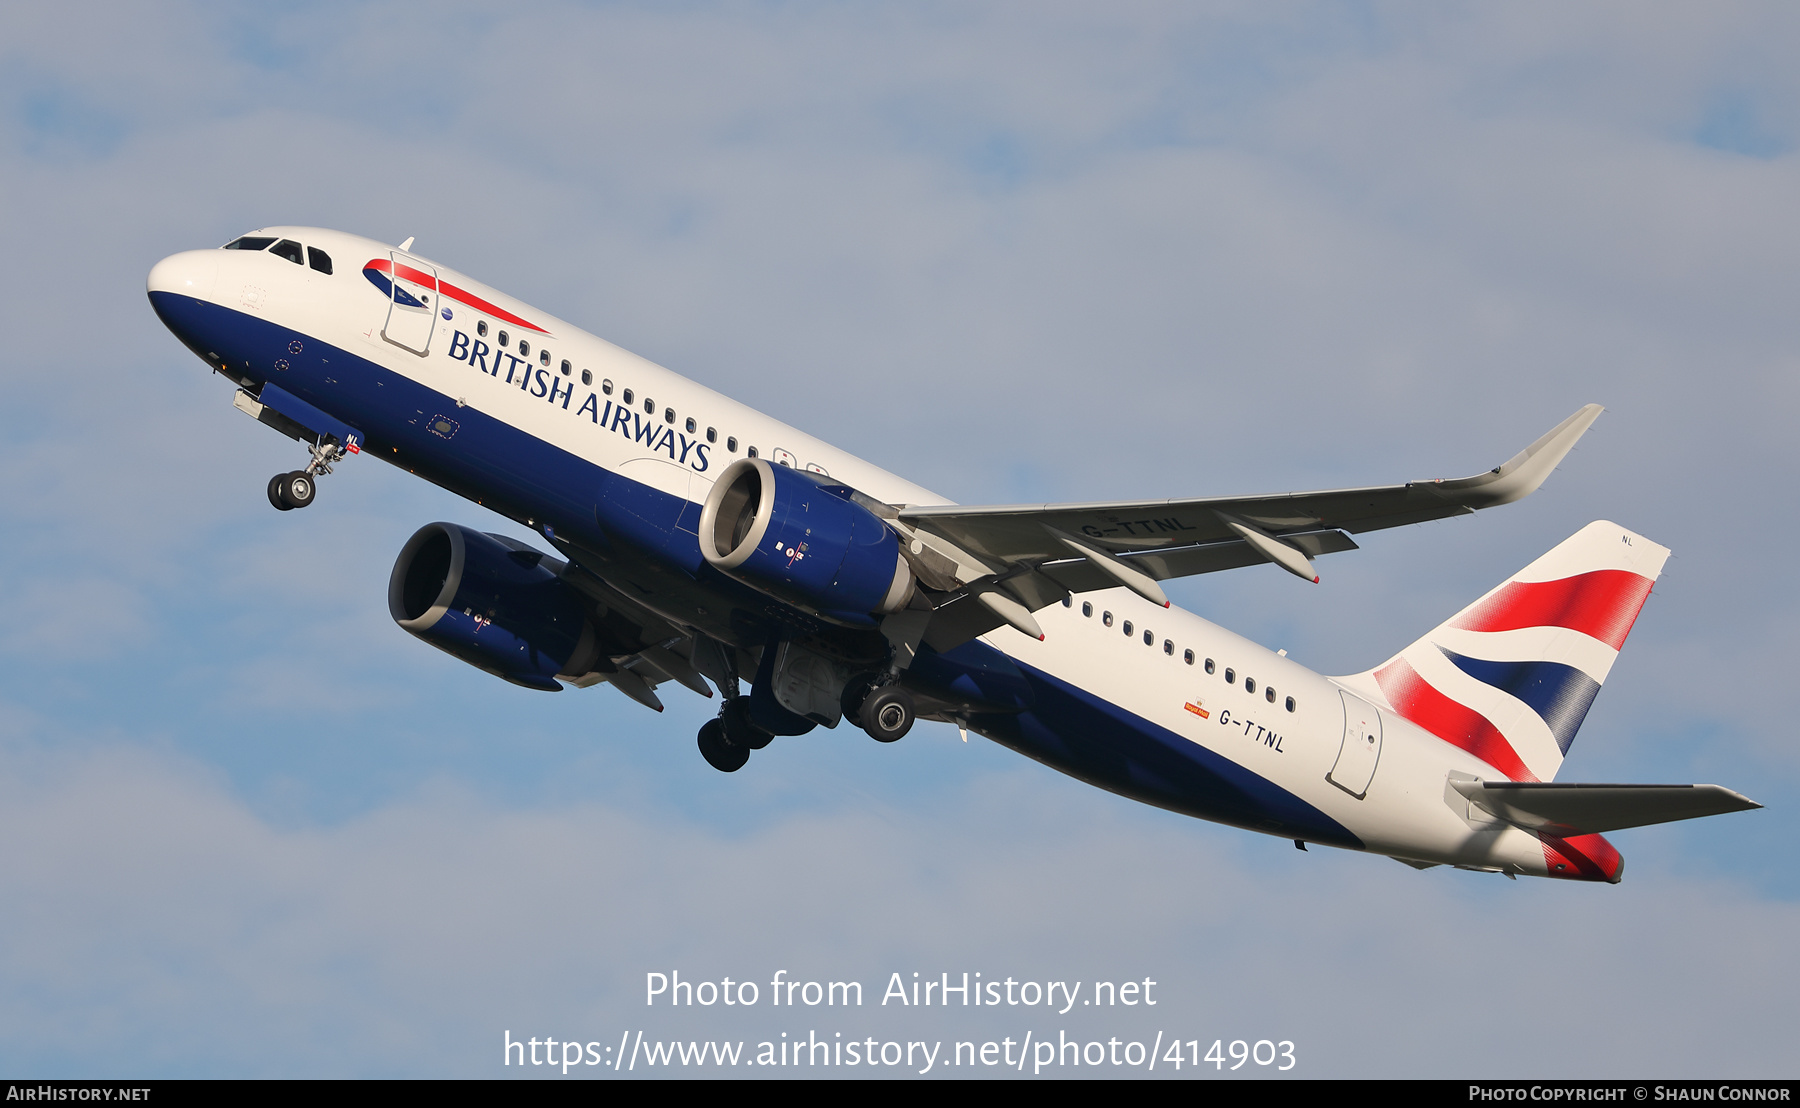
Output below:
[893,405,1602,648]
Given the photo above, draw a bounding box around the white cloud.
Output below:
[0,731,1789,1076]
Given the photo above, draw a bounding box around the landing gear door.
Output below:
[382,251,439,356]
[1329,690,1383,799]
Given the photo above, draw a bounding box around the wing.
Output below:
[893,405,1602,649]
[534,542,721,712]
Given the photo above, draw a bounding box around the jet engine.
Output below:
[697,458,914,626]
[388,522,601,691]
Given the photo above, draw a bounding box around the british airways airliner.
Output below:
[147,227,1759,883]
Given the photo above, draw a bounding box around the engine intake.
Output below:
[697,458,913,626]
[388,522,600,691]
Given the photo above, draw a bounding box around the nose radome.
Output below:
[147,249,219,299]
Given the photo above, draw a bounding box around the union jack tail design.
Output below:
[1341,521,1669,783]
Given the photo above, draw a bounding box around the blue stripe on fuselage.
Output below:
[149,290,692,563]
[151,291,1361,847]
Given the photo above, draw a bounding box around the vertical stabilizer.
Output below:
[1336,521,1669,782]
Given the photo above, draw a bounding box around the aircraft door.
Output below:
[382,251,439,356]
[1328,690,1383,798]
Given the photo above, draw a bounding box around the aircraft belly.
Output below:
[970,661,1361,847]
[944,618,1361,846]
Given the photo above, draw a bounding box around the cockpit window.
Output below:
[223,236,276,251]
[307,247,333,275]
[270,239,304,265]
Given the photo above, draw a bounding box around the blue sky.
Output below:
[1,2,1798,1078]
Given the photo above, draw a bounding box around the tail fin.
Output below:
[1337,521,1670,782]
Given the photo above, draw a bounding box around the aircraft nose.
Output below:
[147,249,219,300]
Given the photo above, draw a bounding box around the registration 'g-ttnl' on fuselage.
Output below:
[147,228,1760,883]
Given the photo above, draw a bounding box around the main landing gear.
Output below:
[266,439,347,512]
[842,674,916,743]
[697,697,772,773]
[857,683,916,742]
[694,668,918,773]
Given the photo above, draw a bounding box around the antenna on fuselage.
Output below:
[398,236,415,252]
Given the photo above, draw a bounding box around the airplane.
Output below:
[146,226,1760,883]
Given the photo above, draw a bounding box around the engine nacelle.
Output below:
[388,522,600,691]
[697,458,914,626]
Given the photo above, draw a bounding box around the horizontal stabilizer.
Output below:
[1451,780,1760,837]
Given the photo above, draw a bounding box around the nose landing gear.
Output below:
[266,439,347,512]
[267,471,316,511]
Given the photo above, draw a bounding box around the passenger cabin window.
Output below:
[477,320,488,337]
[307,247,333,275]
[581,370,592,385]
[1163,639,1173,655]
[1143,630,1154,646]
[223,236,276,251]
[539,349,551,367]
[1285,696,1296,713]
[602,379,613,395]
[1102,611,1113,627]
[1123,620,1133,636]
[560,360,572,377]
[1082,602,1092,617]
[1205,658,1216,675]
[498,330,510,347]
[644,398,655,414]
[622,389,634,405]
[1061,597,1072,608]
[664,407,675,424]
[747,446,759,458]
[1224,668,1235,684]
[519,340,531,358]
[686,418,697,433]
[1245,677,1256,694]
[1184,649,1195,665]
[706,428,717,443]
[271,239,304,265]
[727,437,738,452]
[1266,686,1277,703]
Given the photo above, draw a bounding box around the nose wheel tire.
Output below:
[697,718,750,773]
[267,474,295,511]
[275,471,316,510]
[858,685,915,743]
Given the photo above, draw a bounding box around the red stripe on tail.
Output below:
[1373,660,1537,781]
[1449,570,1653,650]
